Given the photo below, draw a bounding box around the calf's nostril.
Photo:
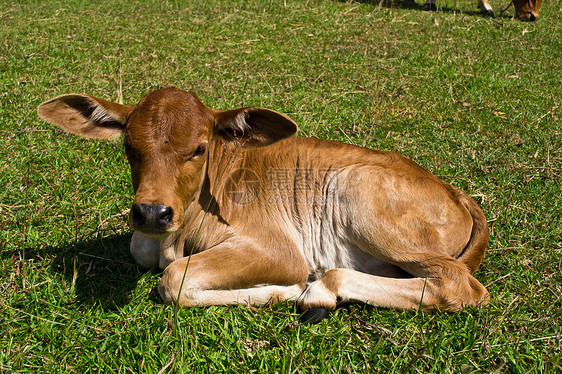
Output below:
[159,206,174,225]
[132,204,147,226]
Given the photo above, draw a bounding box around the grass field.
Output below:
[1,0,561,372]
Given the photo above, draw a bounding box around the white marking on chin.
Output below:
[130,231,160,269]
[139,232,169,241]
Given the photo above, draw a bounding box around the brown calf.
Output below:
[38,88,489,322]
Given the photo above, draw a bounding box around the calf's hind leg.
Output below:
[299,254,489,322]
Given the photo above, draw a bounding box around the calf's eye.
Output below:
[192,145,206,157]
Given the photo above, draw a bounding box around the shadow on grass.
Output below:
[15,230,161,310]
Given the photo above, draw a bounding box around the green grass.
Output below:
[1,0,561,372]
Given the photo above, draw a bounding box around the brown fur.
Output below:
[512,0,542,21]
[38,87,490,313]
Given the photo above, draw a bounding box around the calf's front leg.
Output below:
[159,242,308,307]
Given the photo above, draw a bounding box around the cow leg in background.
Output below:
[478,0,495,16]
[130,231,161,269]
[423,0,437,11]
[159,241,308,307]
[423,0,495,16]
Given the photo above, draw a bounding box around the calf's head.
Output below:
[38,88,297,239]
[513,0,542,21]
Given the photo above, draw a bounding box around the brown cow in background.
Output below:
[510,0,542,21]
[422,0,542,21]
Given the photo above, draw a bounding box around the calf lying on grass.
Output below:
[38,88,489,323]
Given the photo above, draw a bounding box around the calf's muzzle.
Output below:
[131,203,174,233]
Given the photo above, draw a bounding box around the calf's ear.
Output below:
[213,107,298,148]
[37,94,134,140]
